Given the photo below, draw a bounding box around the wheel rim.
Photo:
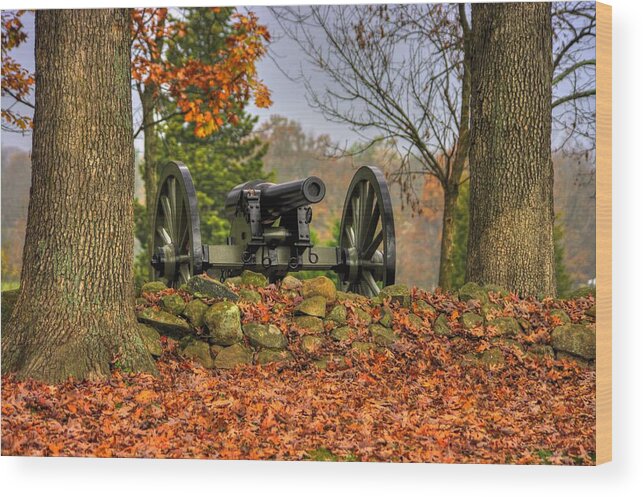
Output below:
[339,166,396,296]
[151,161,202,287]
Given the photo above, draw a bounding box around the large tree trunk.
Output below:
[2,9,156,383]
[466,3,555,297]
[141,84,160,262]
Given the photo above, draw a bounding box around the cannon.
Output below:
[150,161,396,296]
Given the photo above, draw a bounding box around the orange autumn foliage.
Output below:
[130,8,272,138]
[1,10,34,131]
[2,285,596,464]
[1,9,271,136]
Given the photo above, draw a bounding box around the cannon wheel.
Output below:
[338,166,396,296]
[151,161,203,287]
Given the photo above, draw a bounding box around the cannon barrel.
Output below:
[225,176,326,221]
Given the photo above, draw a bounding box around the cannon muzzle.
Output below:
[225,176,326,221]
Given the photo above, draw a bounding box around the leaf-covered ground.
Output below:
[1,288,595,464]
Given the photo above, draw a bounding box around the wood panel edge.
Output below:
[595,1,612,465]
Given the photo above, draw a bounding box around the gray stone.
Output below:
[407,313,424,329]
[241,270,269,287]
[336,291,369,304]
[301,335,325,354]
[481,302,502,321]
[458,282,489,305]
[414,300,436,315]
[239,288,262,303]
[313,354,347,370]
[461,348,505,369]
[585,305,596,319]
[141,281,167,295]
[210,344,224,357]
[491,337,525,352]
[527,344,555,359]
[351,341,376,353]
[354,308,373,325]
[433,314,453,337]
[327,304,347,324]
[487,317,521,336]
[137,307,191,338]
[224,276,242,287]
[550,308,571,325]
[479,348,505,368]
[213,343,253,369]
[551,324,596,360]
[518,318,532,332]
[301,276,337,302]
[462,312,484,330]
[183,298,209,328]
[139,324,162,357]
[556,351,593,369]
[204,301,243,346]
[380,284,411,306]
[330,326,353,342]
[281,275,302,290]
[369,324,397,346]
[160,293,186,315]
[295,296,327,318]
[256,349,293,365]
[181,338,214,368]
[483,283,509,297]
[243,323,288,349]
[292,316,325,334]
[186,275,239,301]
[379,306,394,328]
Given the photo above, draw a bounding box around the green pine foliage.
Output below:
[158,113,269,244]
[134,7,271,285]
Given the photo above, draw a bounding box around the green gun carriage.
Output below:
[150,161,396,296]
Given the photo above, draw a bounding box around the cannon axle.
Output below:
[150,163,396,296]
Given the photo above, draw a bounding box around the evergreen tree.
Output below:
[135,7,270,282]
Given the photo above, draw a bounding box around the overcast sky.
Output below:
[0,7,362,152]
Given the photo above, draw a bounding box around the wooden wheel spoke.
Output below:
[168,177,177,227]
[157,226,172,245]
[339,166,395,296]
[345,224,356,248]
[359,182,375,243]
[362,203,380,252]
[363,270,380,295]
[160,195,174,241]
[364,230,383,260]
[179,264,191,285]
[351,194,361,246]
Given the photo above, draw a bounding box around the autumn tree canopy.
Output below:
[1,10,34,132]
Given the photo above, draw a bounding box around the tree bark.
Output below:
[2,9,156,383]
[466,3,555,297]
[438,183,459,290]
[141,84,160,262]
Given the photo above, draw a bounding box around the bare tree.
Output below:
[272,4,471,289]
[552,1,596,154]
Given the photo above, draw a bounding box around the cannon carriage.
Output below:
[150,161,396,296]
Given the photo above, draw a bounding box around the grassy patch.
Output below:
[1,280,19,291]
[535,449,554,465]
[305,447,358,462]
